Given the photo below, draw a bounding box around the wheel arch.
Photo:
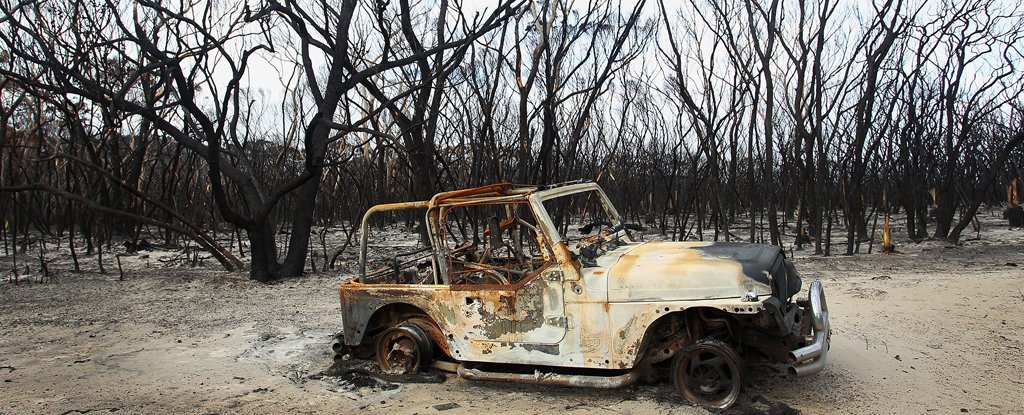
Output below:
[632,307,724,367]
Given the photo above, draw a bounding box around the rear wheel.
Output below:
[671,339,743,409]
[375,322,434,375]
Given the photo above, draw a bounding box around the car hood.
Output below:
[594,241,776,302]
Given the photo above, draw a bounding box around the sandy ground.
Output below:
[1,210,1023,415]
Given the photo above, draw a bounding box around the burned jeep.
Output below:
[334,182,829,409]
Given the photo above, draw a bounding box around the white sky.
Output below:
[204,0,1019,141]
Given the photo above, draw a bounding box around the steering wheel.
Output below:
[466,269,510,285]
[578,220,614,235]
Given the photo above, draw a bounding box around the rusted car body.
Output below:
[335,182,829,409]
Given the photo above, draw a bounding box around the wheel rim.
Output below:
[672,341,742,409]
[375,326,425,374]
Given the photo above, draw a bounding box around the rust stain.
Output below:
[498,295,517,314]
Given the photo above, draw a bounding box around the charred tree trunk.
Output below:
[246,220,280,282]
[949,129,1024,241]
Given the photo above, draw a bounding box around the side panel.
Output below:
[338,284,457,346]
[563,260,612,368]
[446,267,571,364]
[453,272,566,345]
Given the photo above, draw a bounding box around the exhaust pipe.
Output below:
[457,364,641,389]
[788,281,829,364]
[788,345,828,379]
[787,281,830,378]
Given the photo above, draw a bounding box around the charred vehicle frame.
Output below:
[333,182,830,409]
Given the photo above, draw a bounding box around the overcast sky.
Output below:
[221,0,1017,138]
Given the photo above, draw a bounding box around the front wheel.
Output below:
[671,339,743,409]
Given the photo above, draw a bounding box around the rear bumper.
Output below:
[786,280,830,378]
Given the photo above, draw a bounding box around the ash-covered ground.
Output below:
[1,209,1022,414]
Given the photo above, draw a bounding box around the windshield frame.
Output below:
[529,183,624,245]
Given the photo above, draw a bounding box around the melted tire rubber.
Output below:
[320,358,447,385]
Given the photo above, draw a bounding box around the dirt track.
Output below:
[1,214,1023,414]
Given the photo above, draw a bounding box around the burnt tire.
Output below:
[671,339,743,410]
[375,322,434,375]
